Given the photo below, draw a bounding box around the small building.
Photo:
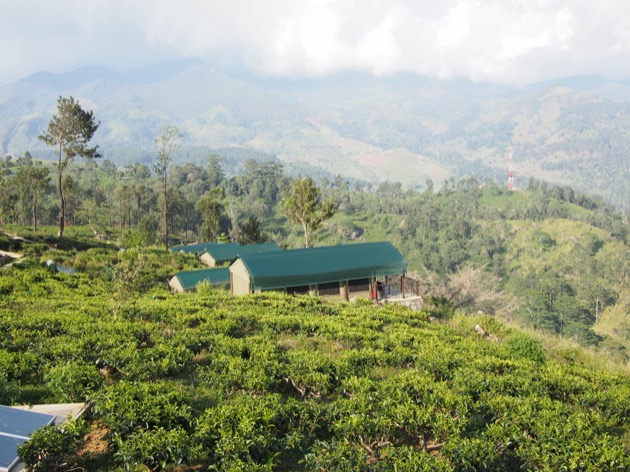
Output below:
[199,242,281,267]
[229,242,407,300]
[169,242,222,255]
[169,267,230,293]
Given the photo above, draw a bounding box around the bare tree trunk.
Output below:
[32,194,38,230]
[302,220,310,248]
[57,143,65,237]
[163,175,169,250]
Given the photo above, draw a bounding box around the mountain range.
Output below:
[1,59,630,209]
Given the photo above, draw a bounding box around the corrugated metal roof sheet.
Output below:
[239,242,406,291]
[171,267,230,291]
[203,242,281,263]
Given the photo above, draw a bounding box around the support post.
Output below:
[340,281,349,301]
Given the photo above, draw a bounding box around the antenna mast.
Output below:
[507,146,514,190]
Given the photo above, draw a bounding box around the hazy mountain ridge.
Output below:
[1,60,629,207]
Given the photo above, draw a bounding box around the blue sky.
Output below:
[1,0,630,86]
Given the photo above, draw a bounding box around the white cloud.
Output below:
[437,2,470,47]
[1,0,630,85]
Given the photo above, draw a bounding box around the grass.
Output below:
[505,218,610,275]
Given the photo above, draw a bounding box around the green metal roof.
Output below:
[238,242,406,291]
[171,267,230,291]
[170,242,281,263]
[204,242,281,264]
[170,242,229,255]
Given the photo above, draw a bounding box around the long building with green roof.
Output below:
[199,242,281,267]
[170,242,281,267]
[169,267,230,293]
[229,241,406,299]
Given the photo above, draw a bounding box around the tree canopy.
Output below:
[280,177,336,248]
[153,125,182,250]
[38,96,100,236]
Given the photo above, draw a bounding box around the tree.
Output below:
[0,176,18,224]
[239,215,266,245]
[15,166,51,230]
[207,154,225,187]
[153,125,182,250]
[435,265,514,316]
[242,160,286,216]
[223,197,243,242]
[38,96,100,237]
[195,188,224,242]
[280,177,336,248]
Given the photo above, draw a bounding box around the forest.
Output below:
[1,117,630,468]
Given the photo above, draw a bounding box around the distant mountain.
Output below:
[1,60,629,208]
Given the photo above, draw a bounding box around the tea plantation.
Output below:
[0,245,629,471]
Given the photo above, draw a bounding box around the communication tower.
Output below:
[507,146,514,190]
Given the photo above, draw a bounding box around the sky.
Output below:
[1,0,630,87]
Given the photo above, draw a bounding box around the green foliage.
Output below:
[2,217,630,470]
[17,419,88,472]
[504,333,547,364]
[196,188,224,241]
[3,141,626,361]
[114,427,199,471]
[38,96,100,163]
[154,125,182,250]
[38,96,100,237]
[0,371,18,404]
[195,279,215,296]
[424,296,456,320]
[14,165,52,229]
[44,360,103,402]
[0,234,22,251]
[239,215,266,245]
[21,243,49,256]
[94,381,193,437]
[281,176,336,248]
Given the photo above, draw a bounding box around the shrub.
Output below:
[93,381,192,437]
[0,372,17,404]
[425,296,456,320]
[504,334,546,364]
[44,361,103,402]
[22,243,49,257]
[113,427,199,471]
[17,419,88,472]
[196,279,215,296]
[0,234,22,251]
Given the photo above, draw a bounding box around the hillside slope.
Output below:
[312,182,630,360]
[0,243,628,470]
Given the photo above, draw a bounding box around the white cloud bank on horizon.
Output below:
[1,0,630,86]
